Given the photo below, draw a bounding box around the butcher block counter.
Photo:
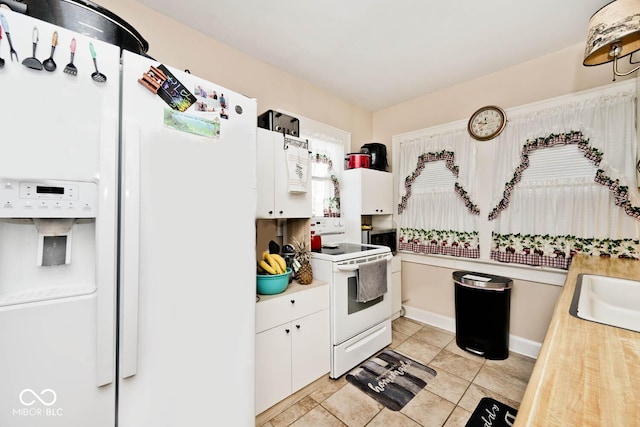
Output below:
[515,255,640,426]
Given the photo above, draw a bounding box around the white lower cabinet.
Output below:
[255,284,329,415]
[255,323,292,413]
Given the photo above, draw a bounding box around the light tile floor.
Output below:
[256,316,536,427]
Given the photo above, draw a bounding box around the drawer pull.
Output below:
[290,299,295,304]
[285,328,290,334]
[296,324,300,329]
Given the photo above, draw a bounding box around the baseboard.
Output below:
[402,305,541,359]
[403,305,456,331]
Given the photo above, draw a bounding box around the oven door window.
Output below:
[347,276,383,314]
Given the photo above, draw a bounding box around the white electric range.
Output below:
[310,218,393,378]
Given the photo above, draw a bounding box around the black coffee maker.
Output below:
[360,143,388,171]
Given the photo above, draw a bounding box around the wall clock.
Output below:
[467,105,507,141]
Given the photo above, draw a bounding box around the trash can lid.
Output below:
[452,271,513,290]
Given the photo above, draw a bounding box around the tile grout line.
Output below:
[433,340,485,426]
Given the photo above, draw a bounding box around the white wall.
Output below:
[372,43,633,158]
[97,0,374,148]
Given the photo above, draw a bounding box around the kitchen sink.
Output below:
[569,274,640,333]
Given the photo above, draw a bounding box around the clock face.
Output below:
[468,106,506,141]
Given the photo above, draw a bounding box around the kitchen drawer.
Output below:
[256,284,329,333]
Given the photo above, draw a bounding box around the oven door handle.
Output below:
[336,254,393,271]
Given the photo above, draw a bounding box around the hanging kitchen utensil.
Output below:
[0,13,18,62]
[63,38,77,76]
[22,26,42,70]
[42,30,57,72]
[0,24,5,68]
[89,42,106,83]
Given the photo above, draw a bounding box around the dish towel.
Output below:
[357,258,388,303]
[285,140,309,193]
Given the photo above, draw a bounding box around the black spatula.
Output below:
[22,26,42,70]
[63,38,77,76]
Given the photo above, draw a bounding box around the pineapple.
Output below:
[291,236,313,285]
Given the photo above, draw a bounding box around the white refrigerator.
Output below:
[0,9,256,426]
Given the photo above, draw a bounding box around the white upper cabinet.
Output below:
[343,168,394,215]
[256,128,312,219]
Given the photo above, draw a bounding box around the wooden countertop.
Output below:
[256,279,327,303]
[515,255,640,427]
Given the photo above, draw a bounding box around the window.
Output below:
[298,117,350,218]
[395,129,480,258]
[392,80,640,269]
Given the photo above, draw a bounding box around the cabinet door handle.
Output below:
[268,210,274,215]
[296,324,300,329]
[285,329,290,334]
[279,210,284,214]
[290,299,295,304]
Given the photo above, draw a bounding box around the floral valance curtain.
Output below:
[396,129,480,258]
[490,89,640,268]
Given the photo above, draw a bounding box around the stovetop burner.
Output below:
[314,242,377,256]
[311,242,390,262]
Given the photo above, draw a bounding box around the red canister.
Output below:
[311,232,322,251]
[345,153,371,169]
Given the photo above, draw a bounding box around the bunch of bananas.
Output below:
[258,250,287,275]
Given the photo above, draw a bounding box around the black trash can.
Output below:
[453,271,512,360]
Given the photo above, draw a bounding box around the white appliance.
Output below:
[311,218,393,378]
[0,10,256,427]
[311,216,345,244]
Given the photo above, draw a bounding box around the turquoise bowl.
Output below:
[257,268,292,295]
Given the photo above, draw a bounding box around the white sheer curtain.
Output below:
[497,180,636,237]
[309,135,344,217]
[299,117,349,218]
[491,90,638,205]
[396,128,480,257]
[490,87,640,268]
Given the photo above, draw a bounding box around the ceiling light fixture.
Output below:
[584,0,640,80]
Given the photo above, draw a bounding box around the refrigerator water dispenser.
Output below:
[34,218,75,266]
[0,178,97,267]
[0,179,98,304]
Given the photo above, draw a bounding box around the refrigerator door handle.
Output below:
[96,115,119,387]
[121,121,141,379]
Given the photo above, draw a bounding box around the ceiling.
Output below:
[136,0,610,111]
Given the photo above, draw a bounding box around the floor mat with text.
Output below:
[465,397,518,427]
[345,349,437,411]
